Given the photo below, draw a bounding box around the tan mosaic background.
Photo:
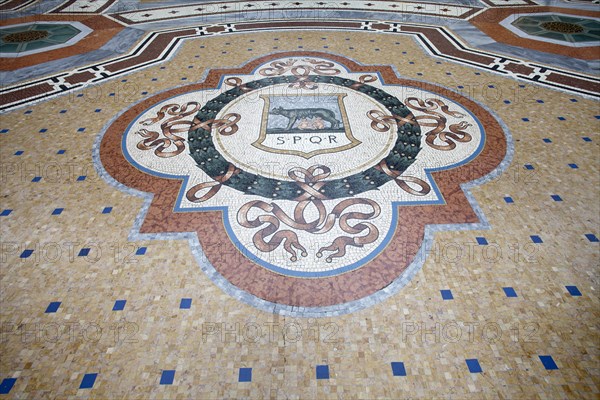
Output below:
[1,29,599,399]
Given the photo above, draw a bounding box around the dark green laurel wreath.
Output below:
[188,75,421,200]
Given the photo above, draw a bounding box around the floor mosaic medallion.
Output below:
[98,52,509,315]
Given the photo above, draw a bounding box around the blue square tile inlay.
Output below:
[524,164,534,170]
[238,368,252,382]
[391,362,406,377]
[78,248,90,257]
[102,207,113,214]
[20,249,33,258]
[503,287,517,298]
[79,373,97,389]
[316,365,329,380]
[77,176,86,181]
[566,286,582,296]
[543,138,552,143]
[78,128,86,132]
[466,359,482,373]
[14,150,24,155]
[136,247,147,255]
[568,163,578,169]
[539,355,558,370]
[52,208,64,215]
[57,149,66,154]
[551,195,562,202]
[45,302,61,313]
[557,116,565,121]
[0,129,9,133]
[440,289,453,300]
[521,118,529,122]
[476,237,488,245]
[504,197,514,204]
[31,176,42,182]
[0,209,12,216]
[0,378,17,394]
[585,233,599,242]
[113,300,126,311]
[160,370,175,385]
[39,128,47,133]
[582,137,592,142]
[530,235,543,244]
[180,298,192,309]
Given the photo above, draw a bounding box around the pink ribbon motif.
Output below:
[136,102,201,158]
[135,102,241,160]
[237,166,381,263]
[258,58,341,90]
[404,97,473,151]
[367,97,473,151]
[186,164,240,203]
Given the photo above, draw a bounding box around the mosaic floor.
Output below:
[1,0,599,398]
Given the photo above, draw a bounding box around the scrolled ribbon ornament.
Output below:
[135,101,201,158]
[404,97,472,151]
[258,58,341,89]
[238,166,381,263]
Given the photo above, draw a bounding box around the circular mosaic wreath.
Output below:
[188,75,422,200]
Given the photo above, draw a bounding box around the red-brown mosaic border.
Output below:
[99,51,507,308]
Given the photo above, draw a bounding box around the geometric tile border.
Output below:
[0,14,123,71]
[1,20,599,113]
[472,6,600,60]
[109,1,482,25]
[502,12,600,48]
[50,0,117,14]
[0,21,92,58]
[0,0,38,12]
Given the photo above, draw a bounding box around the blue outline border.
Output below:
[119,67,486,278]
[93,51,513,317]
